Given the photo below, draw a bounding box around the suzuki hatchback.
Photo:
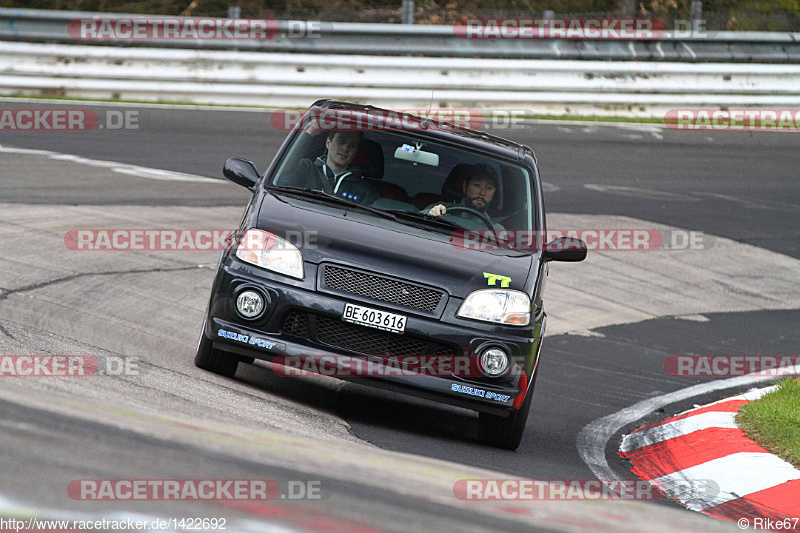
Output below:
[195,100,585,449]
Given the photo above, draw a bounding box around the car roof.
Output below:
[309,99,537,165]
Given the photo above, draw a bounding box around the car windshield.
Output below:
[268,119,537,234]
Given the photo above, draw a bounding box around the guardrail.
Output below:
[2,41,799,117]
[1,7,800,62]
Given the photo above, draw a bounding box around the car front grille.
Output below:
[282,310,309,338]
[322,265,443,313]
[281,310,455,357]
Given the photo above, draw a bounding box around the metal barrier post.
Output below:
[402,0,414,25]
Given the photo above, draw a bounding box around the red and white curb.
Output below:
[619,385,800,523]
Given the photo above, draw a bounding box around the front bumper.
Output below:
[204,260,545,415]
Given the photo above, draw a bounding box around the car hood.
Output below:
[256,193,535,298]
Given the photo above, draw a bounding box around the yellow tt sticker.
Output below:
[483,272,511,288]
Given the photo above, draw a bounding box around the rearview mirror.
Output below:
[543,237,587,262]
[394,144,439,167]
[223,158,260,190]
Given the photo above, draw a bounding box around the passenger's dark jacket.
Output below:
[280,133,379,205]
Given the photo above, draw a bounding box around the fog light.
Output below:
[236,290,264,319]
[480,348,509,376]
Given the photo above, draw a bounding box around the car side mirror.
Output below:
[223,158,260,190]
[543,236,587,262]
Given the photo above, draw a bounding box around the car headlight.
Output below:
[456,289,530,326]
[235,229,304,280]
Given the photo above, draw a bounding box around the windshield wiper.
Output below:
[385,210,516,248]
[384,209,465,231]
[267,186,397,221]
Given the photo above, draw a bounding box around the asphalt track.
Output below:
[0,99,798,532]
[1,101,797,257]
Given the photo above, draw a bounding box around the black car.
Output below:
[195,100,585,449]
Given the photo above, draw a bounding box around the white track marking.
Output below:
[619,411,738,453]
[692,191,800,213]
[0,144,224,184]
[620,385,781,453]
[707,385,779,404]
[612,124,665,134]
[652,452,800,511]
[577,366,800,487]
[582,184,700,201]
[675,314,709,322]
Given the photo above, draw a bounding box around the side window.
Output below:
[271,132,327,186]
[497,165,534,231]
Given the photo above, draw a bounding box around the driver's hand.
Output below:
[427,204,447,216]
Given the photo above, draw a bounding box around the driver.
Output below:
[424,164,504,228]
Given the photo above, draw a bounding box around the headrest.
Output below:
[374,181,409,202]
[353,139,384,179]
[412,192,443,210]
[441,163,473,202]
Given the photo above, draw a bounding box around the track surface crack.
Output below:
[0,321,15,339]
[0,266,201,302]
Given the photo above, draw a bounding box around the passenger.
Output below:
[282,128,378,205]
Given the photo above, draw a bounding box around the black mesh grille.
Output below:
[323,265,442,312]
[282,311,309,338]
[281,311,455,357]
[316,315,430,355]
[428,343,457,357]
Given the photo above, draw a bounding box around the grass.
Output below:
[0,93,666,124]
[737,378,800,469]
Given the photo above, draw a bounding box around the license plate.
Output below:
[342,303,406,334]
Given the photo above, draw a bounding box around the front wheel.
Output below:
[478,385,533,450]
[195,322,240,378]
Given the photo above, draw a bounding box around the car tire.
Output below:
[194,322,240,378]
[478,376,535,450]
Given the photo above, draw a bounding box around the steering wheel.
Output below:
[444,205,496,230]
